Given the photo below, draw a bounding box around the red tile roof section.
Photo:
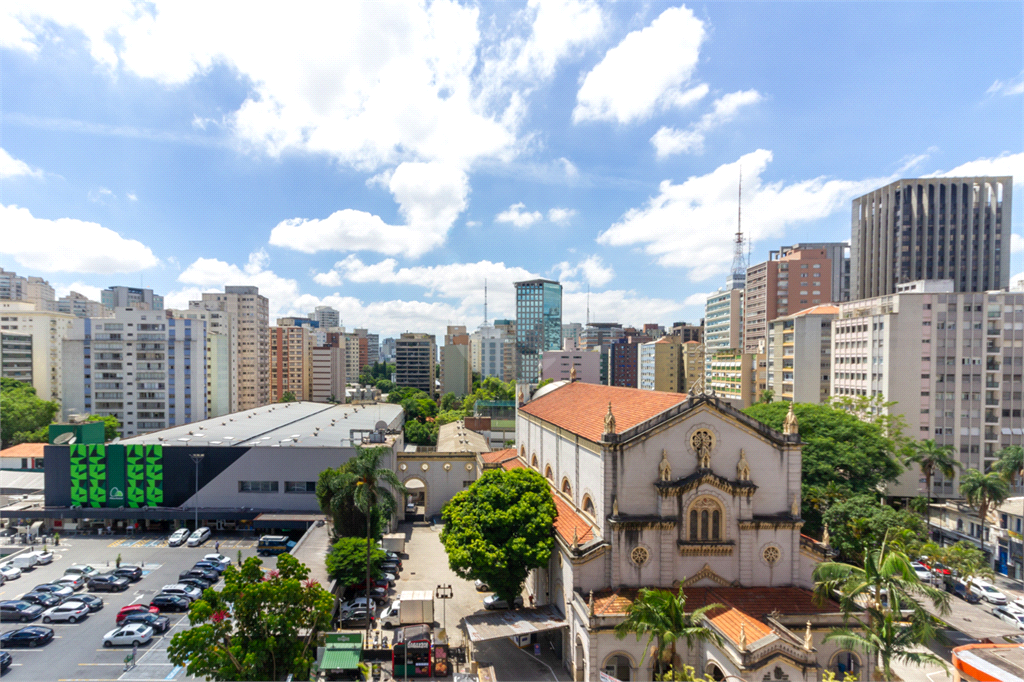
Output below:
[480,448,518,465]
[500,458,525,471]
[0,443,46,458]
[551,493,594,545]
[520,382,688,443]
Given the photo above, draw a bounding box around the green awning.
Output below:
[321,647,361,671]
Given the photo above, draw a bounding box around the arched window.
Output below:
[687,497,725,542]
[582,495,595,516]
[520,445,526,459]
[531,454,539,468]
[689,510,698,541]
[705,663,725,682]
[545,465,553,481]
[562,478,572,497]
[603,654,631,681]
[830,651,861,678]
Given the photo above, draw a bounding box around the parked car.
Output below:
[0,626,54,648]
[0,564,23,580]
[42,601,90,624]
[340,597,377,614]
[57,574,88,591]
[24,550,54,565]
[149,594,191,613]
[64,565,99,578]
[944,576,981,604]
[20,592,61,609]
[11,554,38,570]
[178,577,212,591]
[103,624,154,647]
[483,594,524,610]
[1011,598,1024,613]
[921,561,952,577]
[187,527,212,547]
[342,584,388,604]
[993,606,1024,630]
[340,608,376,628]
[180,568,218,583]
[474,579,490,592]
[910,562,932,583]
[168,528,191,547]
[119,612,170,633]
[32,583,74,600]
[0,650,11,672]
[88,575,130,592]
[974,581,1008,605]
[194,560,225,574]
[116,604,160,624]
[75,594,104,612]
[0,600,42,622]
[159,584,202,601]
[380,561,401,574]
[203,554,232,569]
[112,566,143,582]
[379,601,402,628]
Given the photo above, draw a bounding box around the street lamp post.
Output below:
[189,453,205,529]
[435,584,453,636]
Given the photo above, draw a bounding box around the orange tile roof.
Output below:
[481,448,518,465]
[591,586,836,647]
[551,493,594,545]
[500,458,525,471]
[0,443,45,458]
[787,304,839,318]
[520,382,688,443]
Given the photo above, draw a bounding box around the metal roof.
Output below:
[462,605,565,643]
[119,401,404,448]
[436,421,489,454]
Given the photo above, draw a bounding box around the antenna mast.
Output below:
[483,279,488,326]
[586,285,590,326]
[730,167,746,278]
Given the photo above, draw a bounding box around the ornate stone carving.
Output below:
[678,563,734,588]
[630,546,649,566]
[656,470,757,499]
[603,402,616,435]
[804,621,813,651]
[736,449,750,481]
[518,388,525,404]
[678,542,734,557]
[821,523,830,547]
[570,366,577,382]
[791,493,800,518]
[762,546,781,566]
[612,496,619,517]
[658,449,672,481]
[572,527,579,552]
[739,623,747,651]
[691,429,714,468]
[783,403,799,435]
[588,590,595,617]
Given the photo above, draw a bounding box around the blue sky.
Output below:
[1,1,1021,339]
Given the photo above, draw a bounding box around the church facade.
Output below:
[515,381,857,682]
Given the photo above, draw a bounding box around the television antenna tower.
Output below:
[483,279,488,326]
[730,167,747,277]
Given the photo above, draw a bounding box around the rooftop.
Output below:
[954,643,1024,682]
[479,448,518,466]
[0,443,46,458]
[120,401,404,448]
[552,492,595,545]
[784,304,839,319]
[436,421,490,454]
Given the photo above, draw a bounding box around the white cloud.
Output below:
[547,207,577,225]
[465,220,481,228]
[651,89,761,157]
[558,157,579,178]
[88,187,115,203]
[554,255,614,290]
[313,270,343,287]
[0,148,42,178]
[269,161,468,258]
[927,151,1024,187]
[598,149,893,281]
[175,249,302,317]
[0,204,160,273]
[1012,272,1024,290]
[52,282,105,302]
[563,289,680,326]
[683,291,712,307]
[126,192,138,201]
[987,71,1024,97]
[495,202,543,228]
[1012,233,1024,254]
[573,5,707,124]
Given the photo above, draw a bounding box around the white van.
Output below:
[11,554,38,570]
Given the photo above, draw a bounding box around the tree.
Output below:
[86,414,121,441]
[0,378,60,447]
[994,445,1024,485]
[536,378,553,389]
[375,379,395,394]
[904,440,961,530]
[335,447,406,635]
[942,541,994,599]
[167,553,332,681]
[824,608,947,682]
[822,494,927,563]
[439,392,459,411]
[614,588,722,678]
[326,536,386,587]
[829,393,914,459]
[441,468,556,609]
[316,463,384,539]
[404,420,438,446]
[959,469,1010,561]
[758,389,774,404]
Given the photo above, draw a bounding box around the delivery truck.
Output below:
[380,591,434,627]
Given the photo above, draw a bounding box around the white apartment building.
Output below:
[167,308,237,417]
[62,308,207,437]
[0,269,56,311]
[0,301,76,403]
[312,346,345,402]
[191,286,269,409]
[767,305,838,404]
[309,305,340,330]
[704,284,744,378]
[831,280,1024,498]
[57,291,109,318]
[471,324,509,380]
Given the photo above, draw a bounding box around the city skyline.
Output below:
[1,2,1021,340]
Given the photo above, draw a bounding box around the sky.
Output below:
[1,1,1022,340]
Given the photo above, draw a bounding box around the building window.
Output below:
[544,465,553,481]
[284,481,316,494]
[561,478,572,497]
[582,495,595,516]
[687,497,724,542]
[238,480,279,493]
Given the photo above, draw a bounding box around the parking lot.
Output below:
[0,533,277,682]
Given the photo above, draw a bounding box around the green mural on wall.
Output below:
[87,445,107,508]
[105,444,126,508]
[69,444,88,506]
[145,445,163,506]
[126,445,145,508]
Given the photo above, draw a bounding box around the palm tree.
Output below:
[824,607,947,681]
[959,469,1010,563]
[904,440,961,532]
[338,446,407,636]
[994,445,1024,487]
[614,588,722,678]
[943,541,994,600]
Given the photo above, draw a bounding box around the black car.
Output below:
[0,650,11,672]
[178,577,212,591]
[150,594,190,613]
[88,575,130,592]
[113,566,143,582]
[342,584,388,603]
[0,626,54,647]
[0,600,42,623]
[180,568,218,583]
[380,562,401,574]
[75,594,104,612]
[119,612,171,633]
[193,560,225,574]
[20,592,61,609]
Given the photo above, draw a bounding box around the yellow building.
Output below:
[681,340,704,393]
[638,337,683,392]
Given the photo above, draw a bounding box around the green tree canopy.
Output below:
[86,414,121,441]
[941,541,994,598]
[326,536,386,587]
[441,468,557,608]
[316,461,384,539]
[994,445,1024,483]
[0,378,60,448]
[822,494,927,563]
[905,439,961,504]
[959,469,1010,558]
[278,391,297,403]
[167,553,332,681]
[404,420,438,446]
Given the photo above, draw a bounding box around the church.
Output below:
[513,381,856,682]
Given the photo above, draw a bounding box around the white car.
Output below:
[187,527,211,547]
[103,624,154,647]
[204,553,232,568]
[910,562,932,583]
[0,564,23,580]
[340,597,377,615]
[168,528,191,547]
[25,551,54,565]
[1010,598,1024,613]
[974,581,1008,605]
[160,584,202,601]
[64,565,99,578]
[42,601,90,624]
[57,574,87,591]
[993,606,1024,631]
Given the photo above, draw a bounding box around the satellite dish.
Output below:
[374,420,388,431]
[110,437,121,444]
[54,432,75,445]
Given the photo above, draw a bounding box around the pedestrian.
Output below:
[215,540,220,552]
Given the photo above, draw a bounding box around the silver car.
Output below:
[42,601,90,624]
[57,574,87,591]
[187,527,211,547]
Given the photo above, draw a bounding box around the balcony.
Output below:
[986,399,1000,406]
[987,381,1000,388]
[988,327,1000,336]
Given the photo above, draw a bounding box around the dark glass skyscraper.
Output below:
[514,279,562,383]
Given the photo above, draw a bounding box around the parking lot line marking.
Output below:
[165,665,182,679]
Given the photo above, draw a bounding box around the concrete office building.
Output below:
[0,331,33,383]
[0,301,76,403]
[705,285,744,380]
[62,308,207,437]
[682,340,705,392]
[102,286,163,311]
[191,286,269,409]
[309,305,340,330]
[669,321,703,343]
[380,337,396,363]
[832,280,1024,498]
[562,322,583,348]
[57,291,108,318]
[270,325,314,401]
[493,319,517,382]
[540,348,601,384]
[312,346,345,403]
[440,326,472,397]
[639,337,684,392]
[768,305,838,404]
[0,269,55,311]
[515,279,562,383]
[608,334,652,388]
[396,333,436,397]
[167,308,237,417]
[707,349,754,409]
[471,324,512,381]
[850,176,1011,299]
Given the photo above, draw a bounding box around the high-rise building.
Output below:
[101,286,163,311]
[396,333,436,397]
[492,319,517,382]
[191,286,269,409]
[0,331,33,383]
[515,279,562,383]
[57,291,108,318]
[309,305,340,330]
[166,307,237,417]
[380,337,396,364]
[312,345,345,403]
[638,337,683,392]
[0,301,75,403]
[0,269,55,310]
[440,326,471,397]
[270,325,314,401]
[706,349,754,409]
[561,322,583,348]
[832,281,1024,498]
[850,176,1012,299]
[608,332,652,388]
[767,304,838,404]
[668,321,703,343]
[62,308,206,437]
[681,340,704,393]
[705,286,744,357]
[365,332,379,365]
[277,316,318,328]
[643,323,666,340]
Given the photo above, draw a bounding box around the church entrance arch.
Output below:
[402,475,427,521]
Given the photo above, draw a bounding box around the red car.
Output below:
[920,561,951,576]
[116,604,160,624]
